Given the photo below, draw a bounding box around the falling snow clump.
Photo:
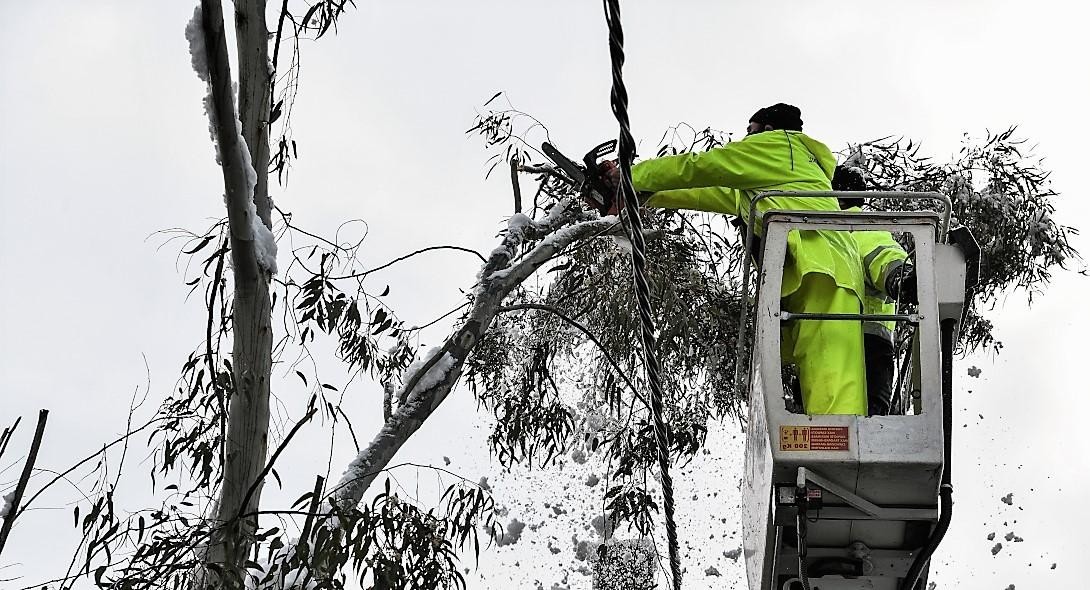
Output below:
[591,514,616,538]
[1001,492,1013,505]
[573,536,592,561]
[967,366,982,378]
[494,518,526,547]
[0,490,15,519]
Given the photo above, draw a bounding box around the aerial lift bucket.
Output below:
[738,192,977,590]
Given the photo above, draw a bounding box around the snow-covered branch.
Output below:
[327,200,625,509]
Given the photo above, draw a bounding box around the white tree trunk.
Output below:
[234,0,272,225]
[194,1,274,586]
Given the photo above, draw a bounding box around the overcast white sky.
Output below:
[2,1,1088,588]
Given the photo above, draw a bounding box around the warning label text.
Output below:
[779,425,850,452]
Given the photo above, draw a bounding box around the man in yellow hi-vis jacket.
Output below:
[615,104,868,415]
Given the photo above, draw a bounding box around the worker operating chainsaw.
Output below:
[599,103,868,415]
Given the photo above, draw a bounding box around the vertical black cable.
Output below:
[602,1,682,588]
[795,505,811,590]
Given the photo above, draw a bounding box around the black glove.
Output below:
[585,160,619,216]
[885,264,918,305]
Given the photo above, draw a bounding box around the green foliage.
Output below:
[270,0,360,185]
[71,208,465,588]
[78,474,497,590]
[848,126,1081,351]
[252,478,496,590]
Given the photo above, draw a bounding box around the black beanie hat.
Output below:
[749,103,803,131]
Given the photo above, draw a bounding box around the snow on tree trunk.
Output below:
[190,1,275,586]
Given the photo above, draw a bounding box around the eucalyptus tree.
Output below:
[10,1,1079,587]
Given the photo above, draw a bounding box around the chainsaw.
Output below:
[540,140,618,215]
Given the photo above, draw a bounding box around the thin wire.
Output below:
[602,1,682,588]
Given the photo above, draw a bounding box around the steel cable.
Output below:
[602,1,682,588]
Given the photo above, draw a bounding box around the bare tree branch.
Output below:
[0,417,21,466]
[235,0,273,226]
[328,245,487,280]
[0,410,48,558]
[510,156,522,213]
[235,404,317,521]
[15,417,164,522]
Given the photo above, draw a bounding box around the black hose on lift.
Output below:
[795,515,811,589]
[795,487,811,590]
[900,318,957,590]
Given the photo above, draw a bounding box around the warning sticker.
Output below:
[779,426,850,452]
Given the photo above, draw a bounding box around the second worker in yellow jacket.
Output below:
[833,165,919,415]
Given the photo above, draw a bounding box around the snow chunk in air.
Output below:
[494,518,526,547]
[1,490,15,520]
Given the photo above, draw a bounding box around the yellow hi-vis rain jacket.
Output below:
[630,130,866,300]
[847,207,910,343]
[629,130,867,415]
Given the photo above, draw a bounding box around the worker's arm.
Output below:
[854,230,909,296]
[642,187,743,216]
[630,137,788,193]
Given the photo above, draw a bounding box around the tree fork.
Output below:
[196,0,275,586]
[0,410,48,558]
